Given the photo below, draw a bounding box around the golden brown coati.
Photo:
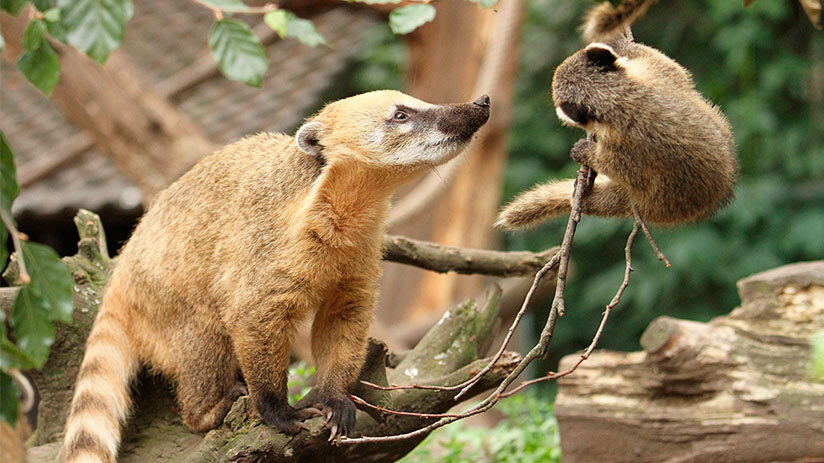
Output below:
[497,25,736,229]
[59,90,490,462]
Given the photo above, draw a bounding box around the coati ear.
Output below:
[296,121,326,156]
[585,43,619,69]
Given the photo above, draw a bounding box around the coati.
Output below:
[59,90,490,463]
[496,25,736,229]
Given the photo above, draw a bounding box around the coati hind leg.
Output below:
[306,277,375,440]
[227,293,321,434]
[174,321,244,432]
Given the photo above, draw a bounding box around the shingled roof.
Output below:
[1,0,378,216]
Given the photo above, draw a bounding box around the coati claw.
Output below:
[323,397,356,440]
[255,394,323,434]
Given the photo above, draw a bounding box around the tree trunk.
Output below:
[10,210,523,463]
[555,261,824,463]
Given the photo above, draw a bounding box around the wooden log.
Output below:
[555,261,824,463]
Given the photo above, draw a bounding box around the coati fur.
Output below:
[59,90,490,463]
[582,0,657,43]
[497,25,736,229]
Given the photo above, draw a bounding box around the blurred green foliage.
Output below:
[349,0,824,365]
[400,392,561,463]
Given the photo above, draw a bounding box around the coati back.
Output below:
[59,90,490,463]
[497,26,736,229]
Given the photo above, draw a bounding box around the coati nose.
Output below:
[472,94,490,108]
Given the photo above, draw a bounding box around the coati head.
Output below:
[552,33,693,132]
[294,90,490,170]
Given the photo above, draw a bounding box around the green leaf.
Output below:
[0,334,37,370]
[197,0,254,12]
[208,18,268,87]
[263,10,287,38]
[0,0,27,15]
[0,371,20,425]
[58,0,133,64]
[20,241,74,324]
[265,10,326,46]
[43,7,60,22]
[22,20,47,51]
[389,4,436,35]
[32,0,55,11]
[46,16,69,43]
[284,13,326,47]
[0,131,19,213]
[17,40,61,96]
[10,285,55,368]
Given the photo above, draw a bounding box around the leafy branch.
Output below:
[0,132,74,426]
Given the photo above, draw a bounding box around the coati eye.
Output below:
[392,110,409,122]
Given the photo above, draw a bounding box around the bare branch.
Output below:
[342,160,594,446]
[361,250,560,397]
[381,234,557,277]
[632,205,671,268]
[500,221,639,397]
[549,164,594,318]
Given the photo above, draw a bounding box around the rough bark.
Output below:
[382,235,557,278]
[14,210,521,462]
[555,261,824,463]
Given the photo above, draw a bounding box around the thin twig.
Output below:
[549,164,593,318]
[350,395,464,418]
[632,205,671,268]
[452,252,559,399]
[499,221,639,397]
[0,209,29,284]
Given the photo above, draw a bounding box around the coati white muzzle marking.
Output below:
[556,105,582,127]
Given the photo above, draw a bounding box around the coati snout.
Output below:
[301,90,490,168]
[436,94,491,140]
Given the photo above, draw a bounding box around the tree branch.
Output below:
[381,234,558,277]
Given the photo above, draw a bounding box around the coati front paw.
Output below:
[254,393,322,434]
[323,396,356,441]
[570,138,595,166]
